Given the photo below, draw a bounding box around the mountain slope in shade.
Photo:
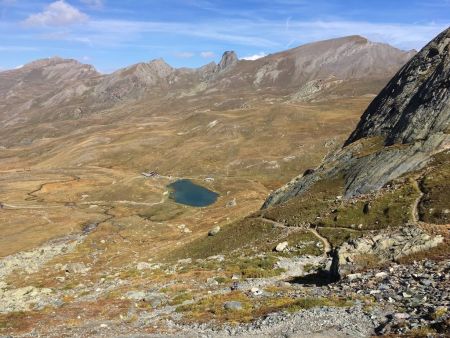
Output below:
[263,27,450,208]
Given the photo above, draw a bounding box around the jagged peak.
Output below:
[147,58,172,68]
[217,51,238,71]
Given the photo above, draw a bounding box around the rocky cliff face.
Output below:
[263,27,450,208]
[346,29,450,146]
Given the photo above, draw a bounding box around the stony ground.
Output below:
[1,233,448,337]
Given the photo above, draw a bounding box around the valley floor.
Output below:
[0,97,448,337]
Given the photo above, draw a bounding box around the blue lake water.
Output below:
[167,179,219,207]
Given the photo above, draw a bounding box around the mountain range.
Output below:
[0,35,414,128]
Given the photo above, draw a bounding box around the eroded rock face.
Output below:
[263,27,450,208]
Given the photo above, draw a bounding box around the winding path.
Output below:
[258,217,332,256]
[411,179,425,224]
[309,227,332,255]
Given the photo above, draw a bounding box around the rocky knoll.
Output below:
[263,27,450,207]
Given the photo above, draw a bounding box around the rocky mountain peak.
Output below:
[345,27,450,146]
[217,51,238,71]
[145,58,173,78]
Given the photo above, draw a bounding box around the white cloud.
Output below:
[175,51,194,58]
[200,51,215,58]
[15,64,23,69]
[23,1,88,27]
[81,0,104,9]
[242,52,267,60]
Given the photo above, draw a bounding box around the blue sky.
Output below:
[0,0,449,73]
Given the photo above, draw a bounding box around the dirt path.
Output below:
[309,227,332,255]
[259,217,286,228]
[411,178,425,224]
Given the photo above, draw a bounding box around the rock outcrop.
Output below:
[216,51,238,72]
[338,227,444,265]
[263,27,450,208]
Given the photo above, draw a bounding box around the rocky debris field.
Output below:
[330,259,450,336]
[160,259,449,337]
[1,243,449,337]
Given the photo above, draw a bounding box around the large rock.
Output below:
[61,262,90,274]
[125,291,167,307]
[223,301,243,311]
[275,241,289,252]
[208,226,221,236]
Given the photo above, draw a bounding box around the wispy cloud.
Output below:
[23,0,88,27]
[174,51,195,58]
[23,14,448,52]
[0,46,38,51]
[283,20,448,50]
[200,51,215,58]
[81,0,104,10]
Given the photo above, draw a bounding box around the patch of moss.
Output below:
[214,277,229,284]
[225,256,285,279]
[175,292,253,323]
